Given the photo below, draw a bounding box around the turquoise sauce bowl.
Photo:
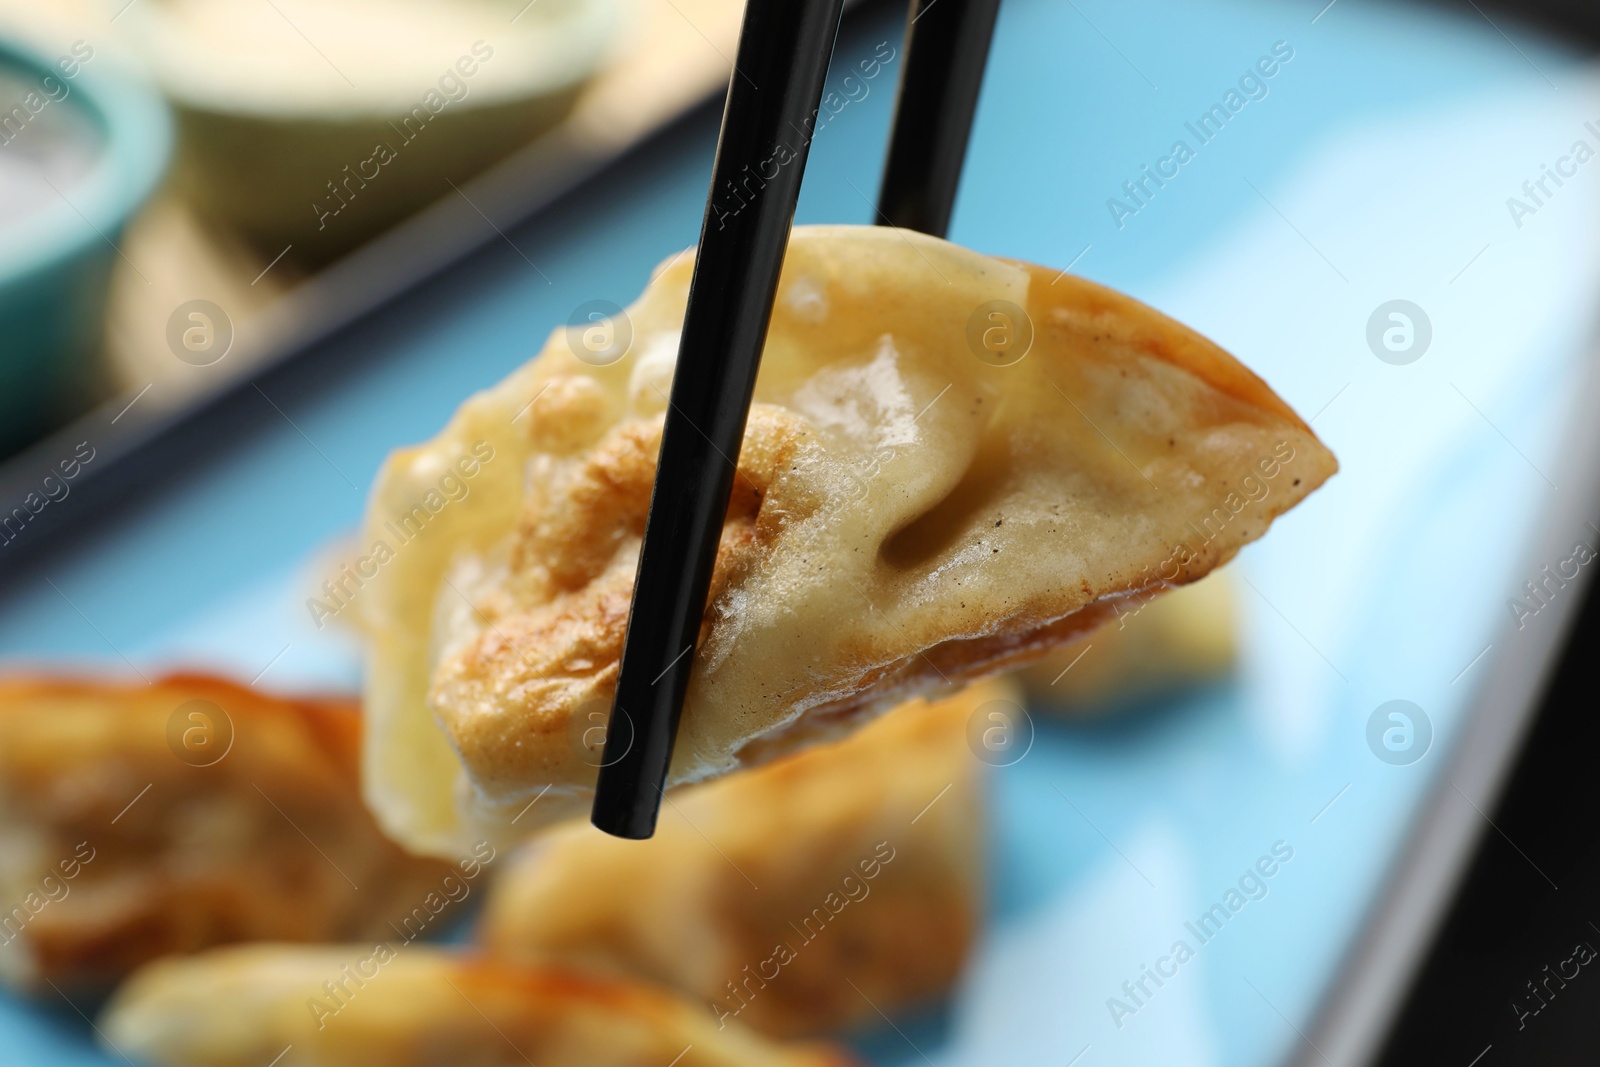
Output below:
[0,37,170,456]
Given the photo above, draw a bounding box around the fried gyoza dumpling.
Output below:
[361,224,1336,854]
[100,944,857,1067]
[0,674,452,991]
[480,679,1003,1037]
[1015,571,1238,712]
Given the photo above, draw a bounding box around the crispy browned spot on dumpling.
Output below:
[100,944,858,1067]
[361,224,1336,855]
[479,679,1002,1037]
[0,673,453,991]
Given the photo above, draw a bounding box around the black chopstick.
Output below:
[590,0,847,839]
[877,0,1002,236]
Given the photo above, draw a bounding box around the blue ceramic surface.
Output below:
[0,1,1592,1064]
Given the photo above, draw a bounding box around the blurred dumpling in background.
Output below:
[1014,571,1237,713]
[100,944,857,1067]
[0,673,453,992]
[480,681,1002,1037]
[117,0,618,263]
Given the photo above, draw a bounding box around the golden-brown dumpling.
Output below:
[1015,571,1238,711]
[479,679,1003,1037]
[0,674,452,991]
[360,224,1335,855]
[100,944,856,1067]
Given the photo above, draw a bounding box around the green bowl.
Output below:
[0,38,171,457]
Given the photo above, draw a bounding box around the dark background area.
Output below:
[1369,6,1600,1062]
[1377,543,1600,1063]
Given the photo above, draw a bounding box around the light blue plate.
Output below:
[0,1,1592,1065]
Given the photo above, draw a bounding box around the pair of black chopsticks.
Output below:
[591,0,1002,839]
